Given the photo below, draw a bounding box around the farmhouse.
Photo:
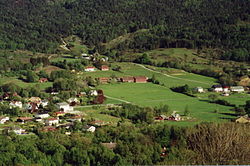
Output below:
[56,102,73,112]
[99,77,110,84]
[39,78,48,83]
[230,86,244,93]
[212,85,223,92]
[35,113,50,119]
[85,66,96,72]
[121,76,134,83]
[9,101,22,109]
[101,65,109,71]
[223,86,230,93]
[194,87,204,93]
[54,111,66,117]
[0,116,9,124]
[45,118,59,126]
[17,117,33,124]
[134,76,148,83]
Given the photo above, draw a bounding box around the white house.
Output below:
[194,87,204,93]
[212,85,223,92]
[90,90,98,96]
[67,98,79,104]
[45,118,59,126]
[230,86,245,93]
[9,101,22,109]
[0,116,9,124]
[223,86,230,93]
[85,66,96,72]
[84,125,96,132]
[56,102,73,112]
[35,113,50,119]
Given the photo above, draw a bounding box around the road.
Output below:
[135,64,210,85]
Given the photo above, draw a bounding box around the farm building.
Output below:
[121,77,134,83]
[212,85,223,92]
[99,77,110,84]
[45,118,59,126]
[134,76,148,83]
[56,102,73,112]
[230,86,244,93]
[194,87,204,93]
[17,117,33,124]
[35,113,50,119]
[85,66,96,72]
[223,86,230,93]
[9,101,23,109]
[101,65,109,71]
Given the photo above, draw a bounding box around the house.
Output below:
[221,93,230,97]
[134,76,148,83]
[16,117,33,124]
[67,98,79,106]
[84,125,96,132]
[99,77,110,84]
[67,115,82,122]
[29,97,42,104]
[212,85,223,92]
[85,66,96,72]
[56,102,73,112]
[167,111,181,121]
[223,86,230,93]
[34,113,50,119]
[9,101,22,109]
[25,102,39,113]
[101,65,109,71]
[90,90,98,96]
[76,92,86,97]
[0,116,9,124]
[45,118,59,126]
[121,77,134,83]
[194,87,204,93]
[11,126,26,135]
[155,115,167,120]
[39,78,48,83]
[101,142,117,150]
[235,116,250,123]
[230,86,245,93]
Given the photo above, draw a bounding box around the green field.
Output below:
[0,77,52,90]
[85,62,241,124]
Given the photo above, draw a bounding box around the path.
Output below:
[105,95,131,103]
[135,64,210,85]
[60,38,70,51]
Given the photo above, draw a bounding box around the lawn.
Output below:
[99,83,235,124]
[0,77,52,90]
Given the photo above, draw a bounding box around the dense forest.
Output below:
[0,0,249,61]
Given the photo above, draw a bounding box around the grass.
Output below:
[99,83,235,124]
[0,77,52,90]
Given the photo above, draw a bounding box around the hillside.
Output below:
[0,0,249,59]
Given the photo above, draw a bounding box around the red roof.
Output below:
[47,118,58,121]
[101,65,109,70]
[121,77,134,82]
[134,76,148,83]
[18,117,33,121]
[86,66,95,69]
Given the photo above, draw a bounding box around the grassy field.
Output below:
[99,83,235,124]
[0,77,52,90]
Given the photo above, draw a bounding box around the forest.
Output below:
[0,0,249,61]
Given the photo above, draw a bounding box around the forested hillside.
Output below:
[0,0,249,59]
